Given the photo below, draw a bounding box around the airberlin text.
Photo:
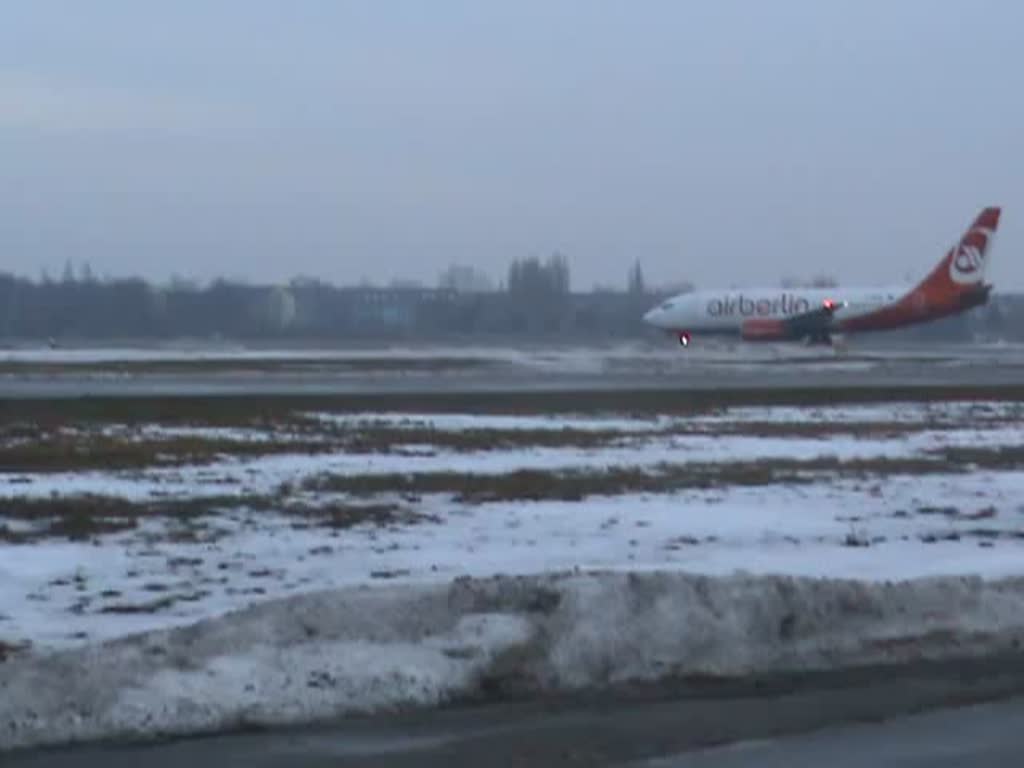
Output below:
[706,294,811,318]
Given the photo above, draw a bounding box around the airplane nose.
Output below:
[643,306,669,327]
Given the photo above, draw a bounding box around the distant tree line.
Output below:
[507,253,570,297]
[0,257,1014,343]
[0,254,664,341]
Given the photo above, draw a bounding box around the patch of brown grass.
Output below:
[702,421,979,439]
[0,639,30,662]
[0,494,271,544]
[0,491,441,544]
[43,513,138,541]
[4,386,1021,432]
[4,409,1014,475]
[334,425,636,454]
[302,456,950,503]
[3,438,1019,546]
[99,594,194,614]
[0,524,30,543]
[0,433,338,473]
[285,501,439,530]
[934,445,1024,470]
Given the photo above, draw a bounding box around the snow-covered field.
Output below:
[2,398,1024,751]
[1,399,1023,654]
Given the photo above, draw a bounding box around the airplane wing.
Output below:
[740,302,842,343]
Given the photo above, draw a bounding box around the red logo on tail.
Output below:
[952,242,984,277]
[948,208,998,286]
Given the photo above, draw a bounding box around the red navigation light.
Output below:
[678,332,691,347]
[823,298,836,311]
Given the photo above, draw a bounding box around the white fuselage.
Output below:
[643,286,910,335]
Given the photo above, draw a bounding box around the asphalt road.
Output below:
[8,656,1024,767]
[643,697,1024,767]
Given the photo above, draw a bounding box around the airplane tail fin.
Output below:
[908,206,1000,307]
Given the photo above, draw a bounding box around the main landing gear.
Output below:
[800,332,850,357]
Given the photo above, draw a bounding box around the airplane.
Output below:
[641,206,1001,350]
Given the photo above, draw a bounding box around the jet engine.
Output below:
[740,318,788,341]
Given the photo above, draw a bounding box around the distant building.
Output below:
[340,286,458,332]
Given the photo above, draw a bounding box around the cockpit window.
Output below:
[659,301,675,311]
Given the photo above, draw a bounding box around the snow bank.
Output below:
[4,570,1024,752]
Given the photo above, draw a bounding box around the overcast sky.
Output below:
[2,1,1021,291]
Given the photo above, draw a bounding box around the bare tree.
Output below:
[627,259,646,295]
[438,264,494,293]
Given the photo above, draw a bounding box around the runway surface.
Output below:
[2,341,1024,398]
